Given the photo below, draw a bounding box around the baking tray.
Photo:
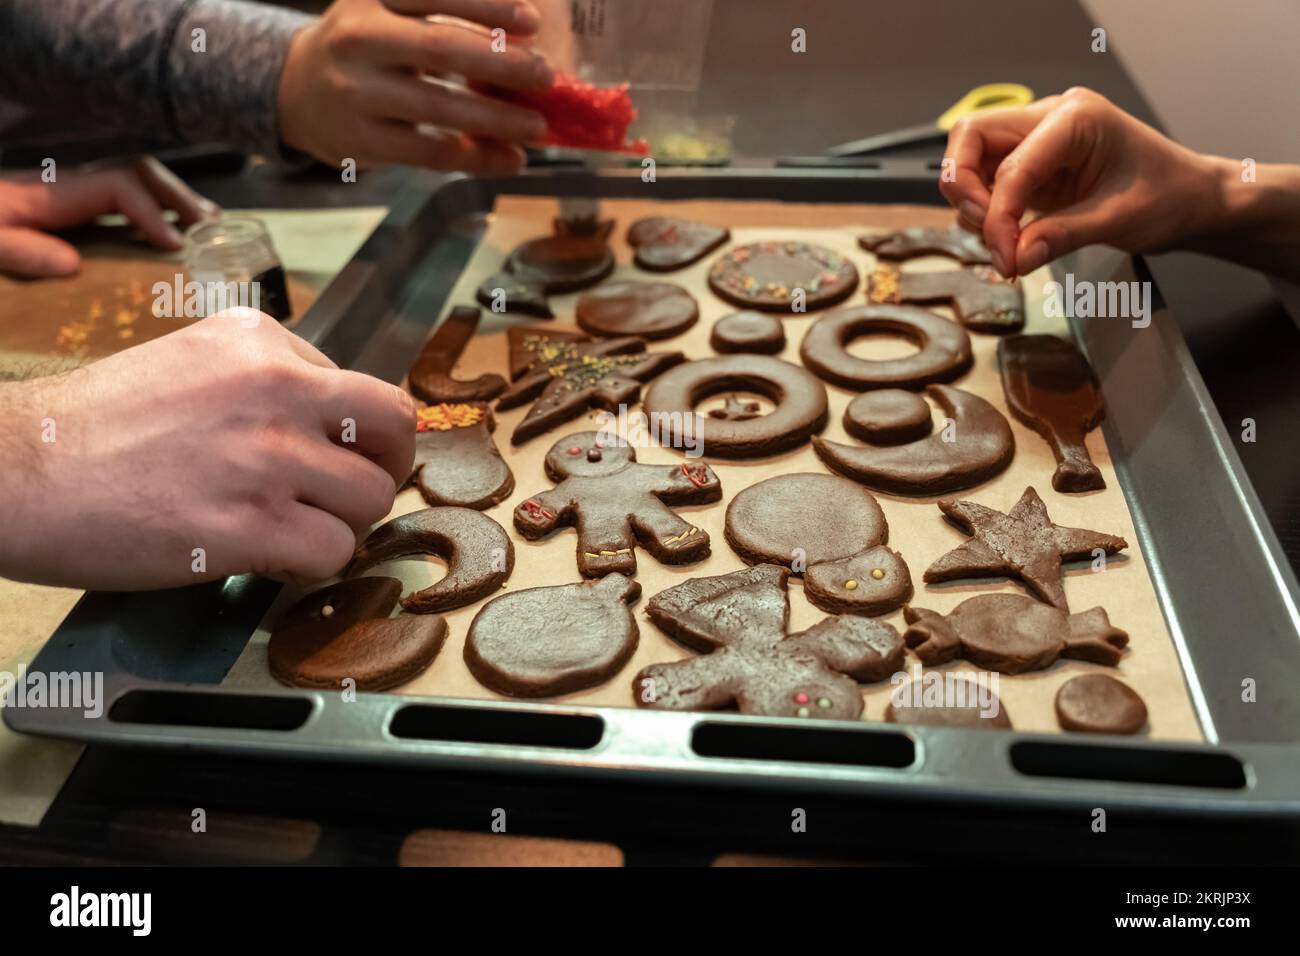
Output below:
[8,168,1300,817]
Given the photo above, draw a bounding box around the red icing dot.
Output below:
[568,446,581,455]
[794,692,809,705]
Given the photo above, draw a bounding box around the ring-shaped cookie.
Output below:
[642,355,828,457]
[799,304,972,390]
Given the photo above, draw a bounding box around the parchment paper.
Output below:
[227,197,1203,743]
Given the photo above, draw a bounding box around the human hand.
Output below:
[939,87,1222,277]
[0,309,414,590]
[0,157,217,279]
[278,0,553,172]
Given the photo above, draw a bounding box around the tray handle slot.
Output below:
[1010,741,1248,790]
[110,689,312,732]
[692,722,915,769]
[389,704,604,750]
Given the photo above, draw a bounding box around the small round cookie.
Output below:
[708,240,859,312]
[1055,674,1148,734]
[725,473,888,571]
[709,310,787,354]
[642,355,829,457]
[575,280,699,340]
[843,390,932,444]
[799,304,972,390]
[803,545,912,615]
[269,577,448,691]
[885,678,1013,729]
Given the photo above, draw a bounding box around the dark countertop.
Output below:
[2,0,1297,865]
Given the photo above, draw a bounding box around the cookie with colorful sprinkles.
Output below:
[707,240,859,312]
[408,402,514,510]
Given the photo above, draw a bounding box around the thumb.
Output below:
[1014,196,1119,275]
[0,226,81,277]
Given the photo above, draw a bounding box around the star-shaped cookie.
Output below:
[496,327,684,445]
[924,486,1127,611]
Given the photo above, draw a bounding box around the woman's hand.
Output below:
[277,0,554,173]
[0,157,217,278]
[939,87,1224,277]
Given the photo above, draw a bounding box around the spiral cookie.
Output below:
[642,355,828,457]
[799,304,972,390]
[708,240,858,312]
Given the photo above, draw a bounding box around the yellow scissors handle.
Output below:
[937,83,1036,130]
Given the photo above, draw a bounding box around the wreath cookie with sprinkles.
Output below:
[707,240,859,312]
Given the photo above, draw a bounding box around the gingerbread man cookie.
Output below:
[634,565,905,720]
[513,431,722,578]
[409,403,514,510]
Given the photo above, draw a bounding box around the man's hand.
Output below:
[278,0,553,173]
[0,157,217,278]
[939,88,1223,277]
[0,309,414,590]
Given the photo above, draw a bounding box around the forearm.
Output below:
[0,0,311,159]
[0,381,51,583]
[1189,157,1300,283]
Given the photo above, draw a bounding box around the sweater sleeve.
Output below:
[0,0,312,157]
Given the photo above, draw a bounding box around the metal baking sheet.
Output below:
[7,169,1300,817]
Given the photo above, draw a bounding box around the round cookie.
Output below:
[885,678,1012,729]
[642,355,828,457]
[626,216,730,272]
[347,507,514,614]
[465,574,641,697]
[725,473,887,571]
[709,311,787,354]
[575,280,699,340]
[1055,674,1148,734]
[843,390,932,444]
[803,544,912,615]
[799,304,972,390]
[708,240,859,312]
[269,577,447,691]
[506,222,615,293]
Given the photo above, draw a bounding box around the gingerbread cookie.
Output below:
[465,573,640,697]
[999,334,1106,492]
[496,326,684,445]
[506,216,616,293]
[709,310,786,354]
[868,263,1024,334]
[642,355,828,457]
[858,224,992,265]
[635,565,904,720]
[903,593,1129,674]
[725,474,909,616]
[627,216,730,272]
[408,306,507,404]
[799,304,972,390]
[708,240,859,312]
[347,507,514,614]
[924,486,1127,611]
[575,280,699,340]
[409,403,514,509]
[1055,673,1147,734]
[513,431,721,578]
[812,385,1014,496]
[476,271,553,319]
[885,677,1012,729]
[269,577,447,691]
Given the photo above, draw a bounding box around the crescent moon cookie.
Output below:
[812,385,1015,496]
[634,565,904,720]
[575,280,699,340]
[513,431,721,579]
[709,310,787,354]
[641,355,829,457]
[496,326,684,445]
[867,263,1024,334]
[998,334,1106,492]
[465,574,641,698]
[903,593,1129,674]
[799,304,973,390]
[408,306,507,404]
[858,224,993,265]
[707,240,859,312]
[347,507,515,614]
[924,486,1128,612]
[409,403,514,510]
[269,577,447,691]
[725,474,911,616]
[1055,673,1148,734]
[626,216,730,272]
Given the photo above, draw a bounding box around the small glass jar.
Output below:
[183,216,292,321]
